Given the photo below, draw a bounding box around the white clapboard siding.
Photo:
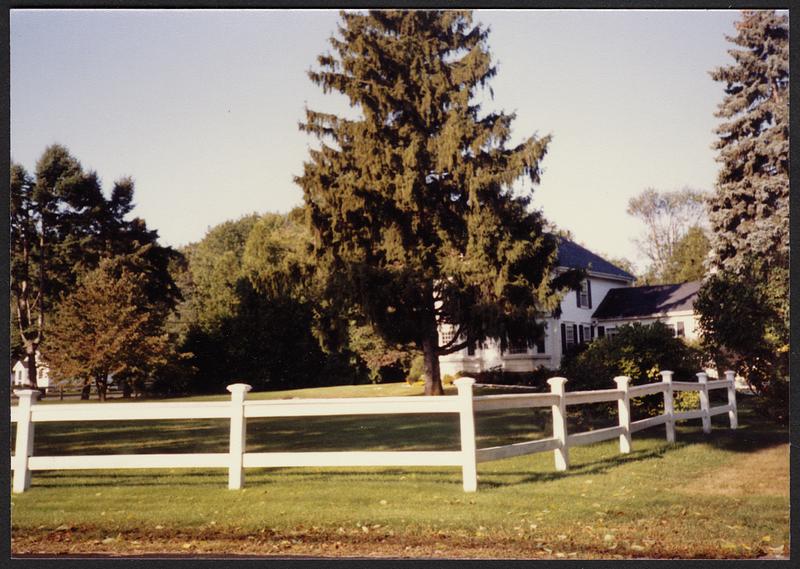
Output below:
[567,425,624,447]
[674,409,705,420]
[671,381,704,391]
[27,453,229,470]
[476,438,560,463]
[565,389,622,406]
[243,396,461,418]
[242,451,463,468]
[30,402,232,422]
[628,383,667,397]
[630,414,668,433]
[472,393,560,411]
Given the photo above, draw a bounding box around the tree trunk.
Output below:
[96,376,107,402]
[422,331,444,396]
[25,348,38,389]
[81,380,91,400]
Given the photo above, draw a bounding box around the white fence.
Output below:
[10,371,738,494]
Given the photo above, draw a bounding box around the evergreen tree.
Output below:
[698,10,789,406]
[707,10,788,273]
[297,10,566,395]
[10,145,182,388]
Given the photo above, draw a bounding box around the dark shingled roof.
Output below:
[591,281,702,320]
[556,238,636,281]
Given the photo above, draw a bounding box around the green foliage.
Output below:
[661,225,711,283]
[708,10,788,274]
[297,10,563,395]
[406,355,427,384]
[699,10,789,419]
[347,322,418,384]
[42,255,182,400]
[178,210,362,393]
[626,187,708,284]
[673,390,700,413]
[560,322,703,397]
[695,268,788,401]
[10,145,181,388]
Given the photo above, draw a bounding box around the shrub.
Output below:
[560,322,703,412]
[442,374,455,386]
[406,355,427,384]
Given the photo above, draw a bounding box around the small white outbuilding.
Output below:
[11,356,51,389]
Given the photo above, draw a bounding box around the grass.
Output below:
[10,383,790,558]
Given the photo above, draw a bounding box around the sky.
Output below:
[10,9,742,272]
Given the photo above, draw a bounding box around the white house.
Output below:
[591,280,702,341]
[11,355,51,390]
[438,238,703,376]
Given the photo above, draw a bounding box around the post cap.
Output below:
[724,370,736,379]
[696,372,708,382]
[613,375,631,387]
[659,370,674,379]
[453,377,476,388]
[226,383,253,394]
[13,389,40,397]
[547,376,568,388]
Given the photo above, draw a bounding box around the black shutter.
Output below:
[576,288,582,308]
[587,280,593,308]
[590,325,595,340]
[561,323,567,353]
[572,324,578,346]
[578,325,584,344]
[597,326,605,338]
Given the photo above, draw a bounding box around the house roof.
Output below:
[556,238,636,281]
[591,280,702,320]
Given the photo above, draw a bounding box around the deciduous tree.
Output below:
[297,10,567,395]
[626,187,707,283]
[43,255,178,400]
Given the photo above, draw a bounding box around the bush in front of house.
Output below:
[560,322,703,413]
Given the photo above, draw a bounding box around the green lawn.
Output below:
[10,383,789,558]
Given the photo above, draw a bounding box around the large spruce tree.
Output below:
[297,10,566,395]
[698,10,789,402]
[708,10,788,272]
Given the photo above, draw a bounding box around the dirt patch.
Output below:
[11,526,783,559]
[682,443,789,497]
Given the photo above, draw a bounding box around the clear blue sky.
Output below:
[10,9,741,271]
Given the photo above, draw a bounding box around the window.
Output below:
[576,280,592,308]
[676,321,685,338]
[536,323,547,354]
[582,324,592,344]
[440,327,456,345]
[508,339,528,354]
[579,281,589,308]
[606,327,618,339]
[467,343,476,356]
[564,323,575,347]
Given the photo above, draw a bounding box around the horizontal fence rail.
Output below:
[10,371,738,494]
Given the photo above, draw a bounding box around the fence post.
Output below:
[724,370,738,429]
[227,383,252,490]
[696,372,711,434]
[454,377,478,492]
[613,376,632,453]
[547,377,569,471]
[660,370,675,443]
[13,389,38,493]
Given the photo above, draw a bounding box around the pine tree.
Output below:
[10,145,182,388]
[708,10,788,272]
[296,10,565,395]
